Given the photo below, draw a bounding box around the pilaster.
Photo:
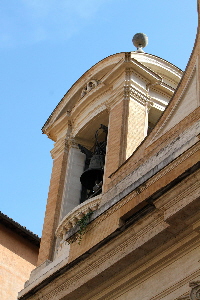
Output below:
[124,85,151,160]
[103,69,151,192]
[59,140,85,220]
[103,98,126,192]
[37,136,70,265]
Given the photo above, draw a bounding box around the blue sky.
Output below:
[0,0,198,237]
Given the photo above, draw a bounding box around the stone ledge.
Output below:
[56,195,101,239]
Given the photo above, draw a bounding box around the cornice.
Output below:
[107,117,200,191]
[71,84,111,126]
[151,64,197,143]
[18,202,200,300]
[154,171,200,219]
[42,53,125,134]
[131,52,183,81]
[103,123,200,206]
[128,85,151,106]
[95,162,200,233]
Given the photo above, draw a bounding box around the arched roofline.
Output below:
[42,50,182,136]
[42,52,125,134]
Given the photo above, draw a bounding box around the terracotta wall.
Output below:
[0,224,39,300]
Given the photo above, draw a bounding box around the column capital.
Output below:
[51,137,68,159]
[129,86,150,106]
[67,138,79,149]
[51,136,81,159]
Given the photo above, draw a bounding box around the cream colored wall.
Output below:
[99,243,200,300]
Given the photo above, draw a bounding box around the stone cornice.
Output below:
[151,65,197,143]
[18,199,200,300]
[42,53,125,135]
[128,85,151,106]
[56,144,200,250]
[130,52,183,81]
[103,123,200,205]
[154,171,200,222]
[107,118,200,190]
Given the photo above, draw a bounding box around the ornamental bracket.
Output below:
[81,79,99,97]
[189,281,200,300]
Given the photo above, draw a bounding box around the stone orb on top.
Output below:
[132,33,148,53]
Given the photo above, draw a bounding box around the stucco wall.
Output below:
[0,224,39,300]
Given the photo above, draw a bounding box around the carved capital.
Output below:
[190,281,200,300]
[105,101,111,113]
[146,99,154,112]
[129,86,150,106]
[51,137,79,159]
[67,138,79,149]
[51,137,69,159]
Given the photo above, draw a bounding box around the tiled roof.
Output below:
[0,211,40,247]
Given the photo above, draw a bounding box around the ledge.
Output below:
[55,195,101,239]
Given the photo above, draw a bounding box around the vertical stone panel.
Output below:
[103,100,126,192]
[125,98,147,159]
[103,95,148,193]
[59,143,85,219]
[37,137,69,265]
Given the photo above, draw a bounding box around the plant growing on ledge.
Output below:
[67,211,93,245]
[77,211,93,244]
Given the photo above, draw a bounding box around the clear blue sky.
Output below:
[0,0,198,237]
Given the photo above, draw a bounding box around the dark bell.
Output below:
[80,155,105,190]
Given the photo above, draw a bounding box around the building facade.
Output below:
[0,212,40,300]
[19,2,200,300]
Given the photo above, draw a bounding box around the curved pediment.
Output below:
[42,52,125,140]
[42,51,182,142]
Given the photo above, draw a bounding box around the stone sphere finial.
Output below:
[132,33,148,53]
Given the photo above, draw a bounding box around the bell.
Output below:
[80,154,105,190]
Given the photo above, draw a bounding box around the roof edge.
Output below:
[0,211,40,247]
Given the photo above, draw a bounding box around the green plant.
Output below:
[77,211,93,244]
[67,211,93,245]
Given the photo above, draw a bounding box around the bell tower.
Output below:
[37,35,182,266]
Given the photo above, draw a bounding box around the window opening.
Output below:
[78,124,108,202]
